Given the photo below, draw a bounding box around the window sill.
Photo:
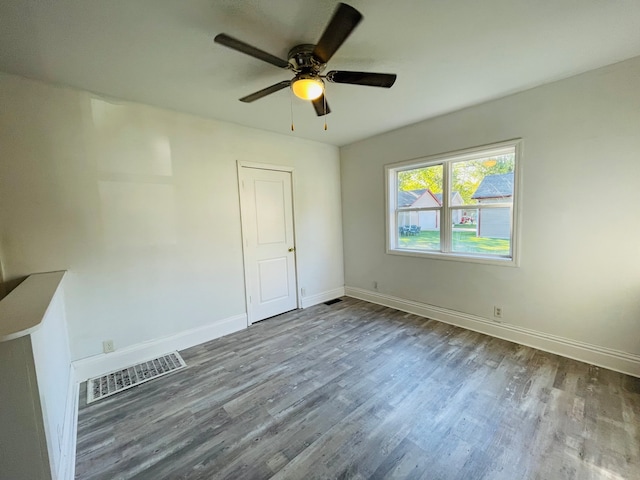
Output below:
[386,247,518,267]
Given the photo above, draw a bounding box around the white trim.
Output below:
[385,139,522,267]
[237,162,253,324]
[237,161,301,324]
[73,314,246,382]
[57,367,79,480]
[237,160,294,172]
[345,287,640,378]
[386,139,521,170]
[300,287,346,309]
[383,248,515,267]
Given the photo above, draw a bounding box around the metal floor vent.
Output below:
[87,352,187,404]
[324,298,342,306]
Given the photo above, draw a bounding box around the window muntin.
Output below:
[386,141,520,265]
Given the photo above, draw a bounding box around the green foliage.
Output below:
[398,164,442,193]
[453,155,514,204]
[398,154,514,204]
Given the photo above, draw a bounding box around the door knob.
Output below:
[288,247,295,252]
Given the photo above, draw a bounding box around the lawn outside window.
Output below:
[385,139,522,266]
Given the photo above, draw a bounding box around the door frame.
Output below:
[237,161,301,325]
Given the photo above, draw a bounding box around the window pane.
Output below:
[387,141,519,264]
[398,214,440,251]
[451,207,511,256]
[396,164,443,251]
[452,153,515,206]
[397,164,443,207]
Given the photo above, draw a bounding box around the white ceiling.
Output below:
[1,0,639,146]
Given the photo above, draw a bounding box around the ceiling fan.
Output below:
[214,2,397,116]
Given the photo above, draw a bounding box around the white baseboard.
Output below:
[73,314,247,382]
[345,287,640,378]
[300,287,345,309]
[57,367,79,480]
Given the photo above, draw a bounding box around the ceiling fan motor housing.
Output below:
[288,44,326,75]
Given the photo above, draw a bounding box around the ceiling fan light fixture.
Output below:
[291,77,324,100]
[215,3,396,116]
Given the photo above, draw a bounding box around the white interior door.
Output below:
[239,165,297,324]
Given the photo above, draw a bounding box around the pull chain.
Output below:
[323,90,328,130]
[289,89,329,132]
[290,89,295,131]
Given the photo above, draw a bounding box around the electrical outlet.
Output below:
[494,306,503,319]
[102,340,115,353]
[373,281,378,290]
[301,287,306,297]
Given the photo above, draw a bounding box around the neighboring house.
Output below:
[471,173,514,239]
[397,189,427,207]
[433,192,464,224]
[398,189,463,229]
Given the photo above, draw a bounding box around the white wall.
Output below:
[31,278,74,479]
[31,287,70,478]
[0,73,344,361]
[341,56,640,358]
[0,272,72,480]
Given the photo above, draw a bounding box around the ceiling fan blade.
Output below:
[311,94,331,116]
[313,3,363,64]
[214,34,289,69]
[239,80,291,103]
[326,70,397,88]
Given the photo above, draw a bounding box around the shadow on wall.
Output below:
[0,276,28,301]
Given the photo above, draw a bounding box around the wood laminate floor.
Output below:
[75,298,640,479]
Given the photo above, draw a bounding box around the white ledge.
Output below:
[0,271,66,342]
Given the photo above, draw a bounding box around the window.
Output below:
[386,140,521,265]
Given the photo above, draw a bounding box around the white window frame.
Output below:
[385,139,522,267]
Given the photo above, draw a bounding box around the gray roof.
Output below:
[433,192,459,204]
[471,173,514,199]
[397,189,426,207]
[398,189,460,206]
